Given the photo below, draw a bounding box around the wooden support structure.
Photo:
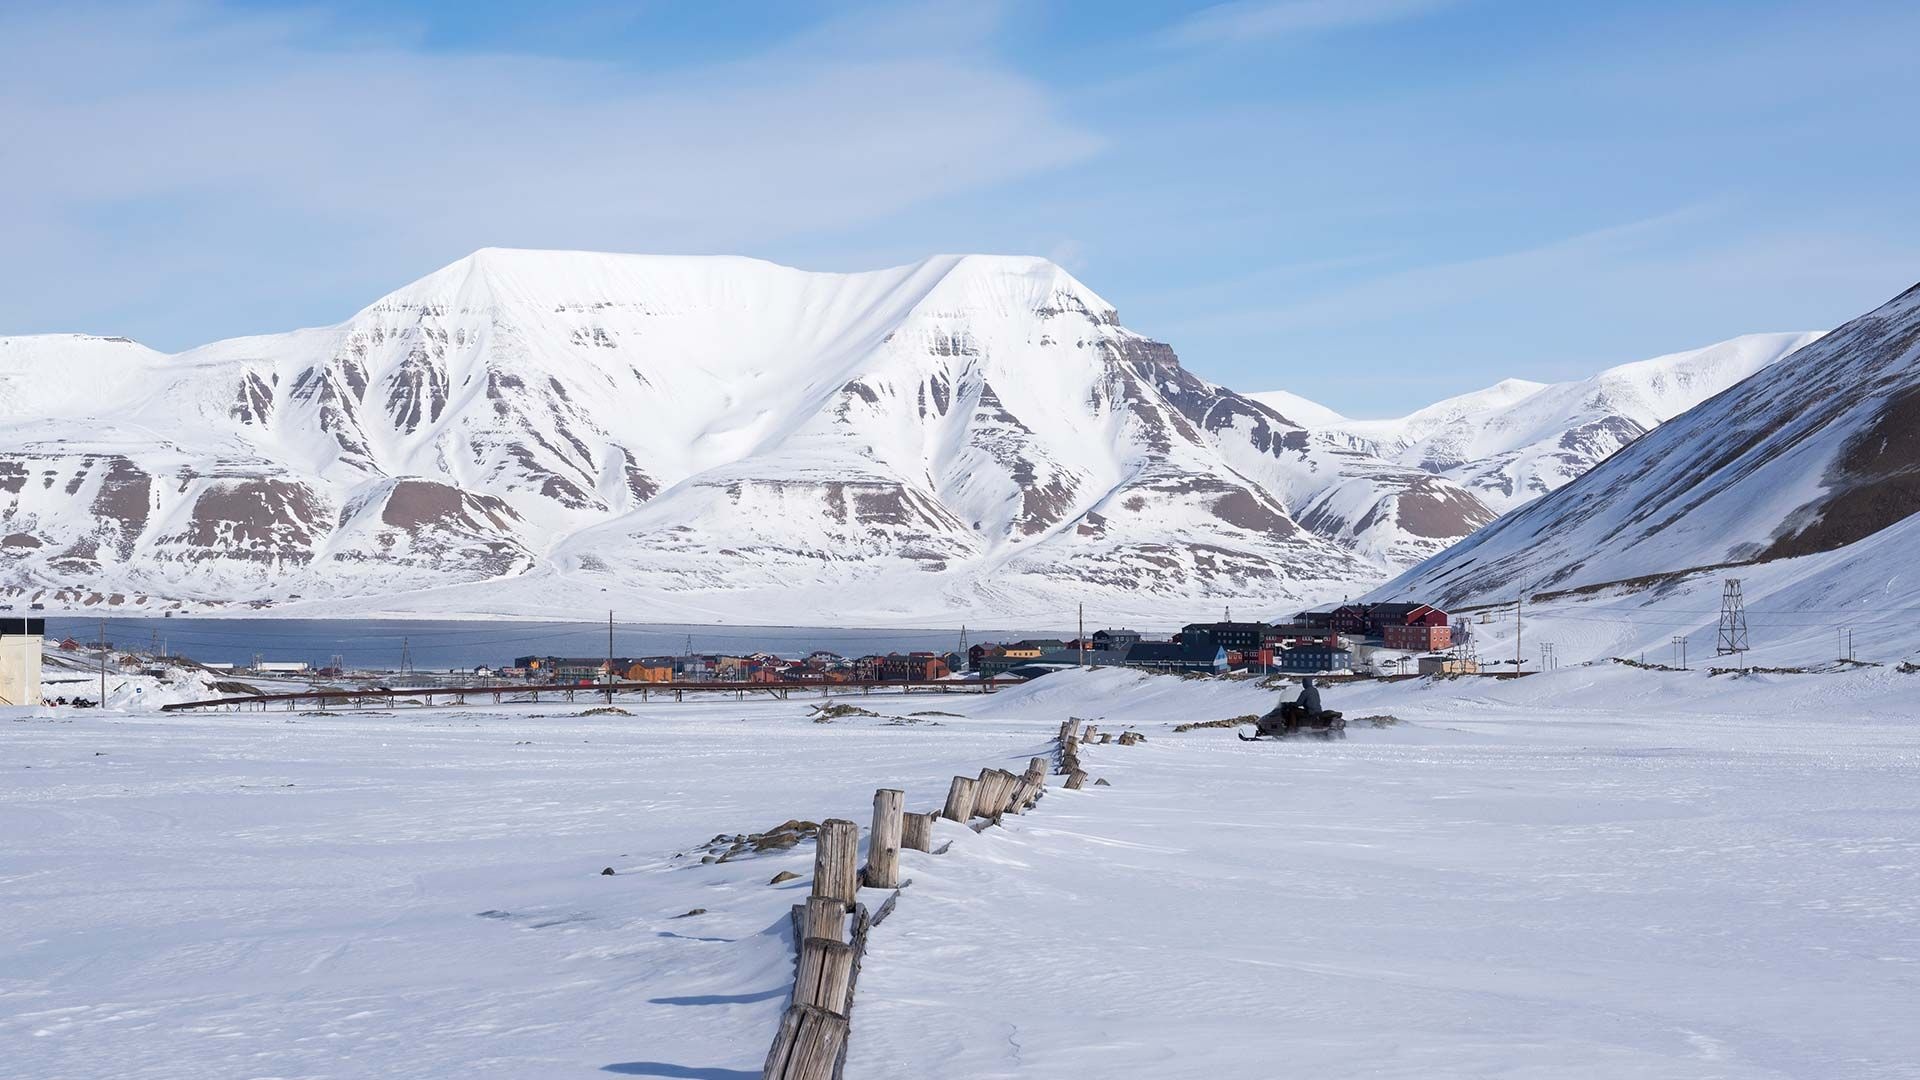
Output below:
[971,768,1004,820]
[811,819,859,905]
[798,896,847,943]
[761,1004,849,1080]
[865,789,904,889]
[900,811,933,853]
[793,936,857,1015]
[1065,769,1088,789]
[942,776,977,822]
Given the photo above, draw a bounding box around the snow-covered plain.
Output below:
[5,666,1918,1078]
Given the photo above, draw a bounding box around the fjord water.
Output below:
[44,617,1055,672]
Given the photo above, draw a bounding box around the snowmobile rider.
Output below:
[1296,676,1323,718]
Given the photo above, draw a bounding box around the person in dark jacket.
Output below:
[1296,676,1323,717]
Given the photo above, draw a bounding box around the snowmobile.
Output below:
[1239,702,1345,740]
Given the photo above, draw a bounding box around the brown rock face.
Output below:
[1763,384,1920,560]
[177,479,325,563]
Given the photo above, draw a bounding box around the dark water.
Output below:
[44,617,1062,672]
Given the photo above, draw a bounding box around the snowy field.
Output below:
[5,666,1918,1079]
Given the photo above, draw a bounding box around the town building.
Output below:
[1276,644,1354,674]
[1092,628,1144,650]
[1418,655,1478,675]
[877,652,950,681]
[1326,602,1450,641]
[1179,621,1269,652]
[0,617,43,707]
[1122,641,1229,674]
[1384,621,1452,651]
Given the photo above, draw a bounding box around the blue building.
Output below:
[1276,644,1353,674]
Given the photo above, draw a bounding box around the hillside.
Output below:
[1367,282,1920,666]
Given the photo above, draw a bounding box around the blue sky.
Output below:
[4,0,1917,415]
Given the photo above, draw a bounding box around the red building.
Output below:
[1384,622,1452,651]
[1331,602,1449,641]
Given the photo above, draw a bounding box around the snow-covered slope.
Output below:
[1367,281,1920,662]
[0,250,1496,621]
[1259,332,1821,514]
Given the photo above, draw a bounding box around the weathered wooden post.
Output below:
[1065,769,1088,789]
[811,819,859,905]
[794,936,857,1015]
[942,776,977,822]
[866,788,904,889]
[762,1004,849,1080]
[996,769,1023,813]
[972,767,1000,820]
[1005,778,1033,814]
[799,896,847,942]
[1027,755,1049,781]
[901,811,934,852]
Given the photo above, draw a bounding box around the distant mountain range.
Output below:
[1366,281,1920,665]
[0,249,1501,623]
[1252,331,1820,516]
[7,247,1881,626]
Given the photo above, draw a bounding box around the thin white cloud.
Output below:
[0,1,1102,343]
[1167,0,1459,46]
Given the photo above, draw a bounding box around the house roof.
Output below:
[1125,641,1224,663]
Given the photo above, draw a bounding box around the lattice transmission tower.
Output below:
[1716,579,1750,657]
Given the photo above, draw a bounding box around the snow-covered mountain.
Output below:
[1364,281,1920,664]
[0,249,1497,622]
[1253,331,1821,514]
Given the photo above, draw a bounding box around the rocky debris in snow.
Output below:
[769,870,801,885]
[1173,714,1259,733]
[578,706,632,717]
[691,820,821,865]
[811,703,884,721]
[599,867,615,876]
[674,908,707,918]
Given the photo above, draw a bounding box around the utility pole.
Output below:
[957,624,970,674]
[1672,635,1687,670]
[606,610,615,705]
[1515,588,1523,673]
[1078,603,1085,668]
[98,618,106,707]
[399,637,414,677]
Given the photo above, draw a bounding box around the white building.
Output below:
[0,618,45,706]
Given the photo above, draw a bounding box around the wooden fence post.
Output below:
[972,767,1000,820]
[762,1004,849,1080]
[812,819,859,905]
[1065,769,1088,789]
[901,811,933,852]
[942,776,976,822]
[794,936,857,1015]
[799,896,847,942]
[995,770,1022,814]
[866,788,904,889]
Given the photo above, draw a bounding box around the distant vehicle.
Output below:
[29,603,44,611]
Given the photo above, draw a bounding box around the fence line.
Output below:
[759,719,1101,1080]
